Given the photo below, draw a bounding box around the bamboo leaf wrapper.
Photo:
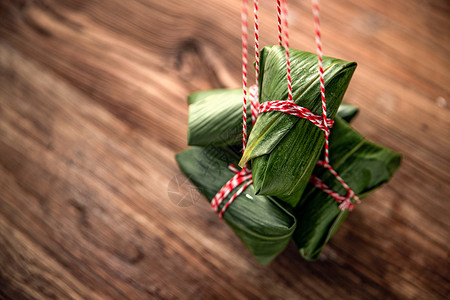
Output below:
[186,47,275,147]
[187,85,358,148]
[177,45,401,263]
[240,46,357,206]
[176,146,296,265]
[182,84,401,261]
[187,88,251,146]
[293,117,402,260]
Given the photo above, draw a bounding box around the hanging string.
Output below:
[254,0,260,84]
[311,0,360,210]
[259,0,334,131]
[212,0,360,217]
[281,0,293,101]
[211,0,256,218]
[277,0,283,45]
[257,0,359,210]
[312,0,329,163]
[241,0,249,151]
[242,0,261,145]
[251,0,260,125]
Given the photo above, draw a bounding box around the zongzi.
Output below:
[239,46,357,207]
[292,116,402,260]
[176,145,296,265]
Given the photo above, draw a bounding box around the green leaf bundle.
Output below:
[182,83,401,261]
[293,116,402,260]
[177,45,401,264]
[176,146,296,265]
[240,46,357,206]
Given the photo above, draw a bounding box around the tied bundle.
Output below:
[176,146,296,265]
[239,46,357,206]
[176,49,401,264]
[175,1,401,264]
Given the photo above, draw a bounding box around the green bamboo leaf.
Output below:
[187,88,249,146]
[175,146,296,265]
[239,46,357,206]
[187,46,274,147]
[336,103,359,123]
[188,89,233,105]
[293,116,402,260]
[187,85,358,148]
[180,86,400,262]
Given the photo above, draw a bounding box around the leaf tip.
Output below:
[238,155,247,168]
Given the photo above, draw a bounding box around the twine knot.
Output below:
[211,164,253,218]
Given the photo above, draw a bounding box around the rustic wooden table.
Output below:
[0,0,448,299]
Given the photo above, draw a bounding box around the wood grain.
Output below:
[0,0,449,299]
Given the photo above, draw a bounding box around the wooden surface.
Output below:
[0,0,449,299]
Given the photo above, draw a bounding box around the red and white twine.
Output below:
[310,176,356,210]
[259,100,334,131]
[311,0,360,209]
[251,0,260,125]
[211,0,359,218]
[211,0,258,219]
[281,0,293,101]
[250,84,259,124]
[241,0,249,151]
[254,0,260,86]
[277,0,282,45]
[211,165,253,218]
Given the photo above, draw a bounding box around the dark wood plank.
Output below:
[0,0,449,299]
